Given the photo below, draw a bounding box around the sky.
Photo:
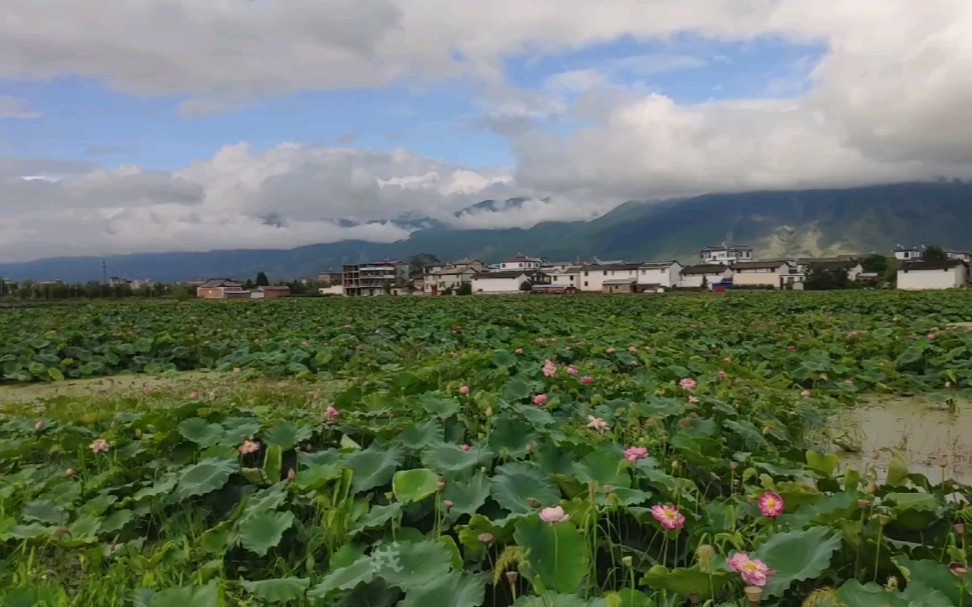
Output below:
[1,0,971,262]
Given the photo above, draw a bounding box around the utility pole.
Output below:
[101,259,108,285]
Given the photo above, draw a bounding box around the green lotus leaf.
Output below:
[641,565,728,599]
[443,471,490,516]
[419,394,460,418]
[346,445,404,493]
[400,419,444,451]
[21,499,67,525]
[514,516,589,594]
[837,579,952,607]
[399,572,486,607]
[100,510,134,534]
[573,449,631,488]
[262,421,313,450]
[392,468,438,504]
[177,417,225,448]
[172,457,239,501]
[352,503,403,534]
[376,539,453,590]
[491,462,560,514]
[148,582,219,607]
[237,509,294,556]
[753,526,842,599]
[294,463,345,490]
[489,416,538,459]
[420,442,493,478]
[240,577,309,603]
[492,349,517,368]
[502,377,532,401]
[603,589,655,607]
[894,557,971,605]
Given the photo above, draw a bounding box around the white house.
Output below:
[499,255,543,271]
[731,261,793,289]
[948,251,972,263]
[424,259,486,295]
[577,263,642,292]
[700,245,753,265]
[318,284,344,296]
[796,258,864,282]
[547,266,582,289]
[680,264,733,289]
[893,246,923,262]
[471,270,551,294]
[897,260,968,290]
[638,261,683,288]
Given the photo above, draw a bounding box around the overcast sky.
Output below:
[1,0,970,261]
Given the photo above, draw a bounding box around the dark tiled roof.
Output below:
[640,261,681,269]
[579,263,642,271]
[681,264,730,275]
[199,279,242,288]
[472,270,547,279]
[602,278,637,285]
[901,259,966,271]
[731,261,790,270]
[801,259,861,270]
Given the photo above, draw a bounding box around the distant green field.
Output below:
[1,292,972,605]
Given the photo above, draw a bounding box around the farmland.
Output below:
[2,292,972,606]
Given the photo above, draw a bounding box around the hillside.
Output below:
[3,181,971,282]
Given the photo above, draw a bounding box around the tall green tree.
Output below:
[255,272,270,286]
[803,265,850,291]
[861,254,889,274]
[409,253,441,278]
[923,246,949,264]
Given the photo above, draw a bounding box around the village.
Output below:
[190,243,971,299]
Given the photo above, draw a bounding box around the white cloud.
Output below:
[0,95,41,119]
[2,0,972,262]
[0,143,594,262]
[513,0,972,199]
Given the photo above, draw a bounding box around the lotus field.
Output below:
[4,292,972,606]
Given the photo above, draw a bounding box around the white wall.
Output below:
[472,275,528,294]
[579,268,638,292]
[318,285,344,296]
[733,266,788,288]
[639,263,682,287]
[897,266,968,290]
[500,260,541,271]
[680,271,731,289]
[549,270,580,288]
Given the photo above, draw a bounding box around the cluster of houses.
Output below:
[193,279,292,300]
[190,243,972,300]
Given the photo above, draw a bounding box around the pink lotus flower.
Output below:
[758,492,785,518]
[325,406,340,420]
[459,385,470,395]
[801,389,812,398]
[723,357,733,364]
[580,376,594,385]
[624,447,649,462]
[461,444,473,452]
[539,505,570,524]
[533,393,548,406]
[651,504,686,531]
[628,346,638,353]
[928,333,937,340]
[787,345,797,352]
[189,390,200,400]
[606,347,616,354]
[587,416,610,433]
[679,378,697,391]
[515,348,524,354]
[65,468,76,478]
[239,440,260,455]
[727,553,771,587]
[688,395,700,405]
[542,360,557,378]
[89,439,111,454]
[566,365,579,377]
[716,370,728,381]
[847,330,861,339]
[34,420,45,432]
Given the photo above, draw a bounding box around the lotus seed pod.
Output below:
[695,544,716,572]
[744,586,763,604]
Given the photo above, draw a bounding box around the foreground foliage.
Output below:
[2,292,972,606]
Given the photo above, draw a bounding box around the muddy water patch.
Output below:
[830,395,972,484]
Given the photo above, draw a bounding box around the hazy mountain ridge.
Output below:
[3,181,971,282]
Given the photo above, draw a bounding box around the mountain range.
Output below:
[3,181,971,282]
